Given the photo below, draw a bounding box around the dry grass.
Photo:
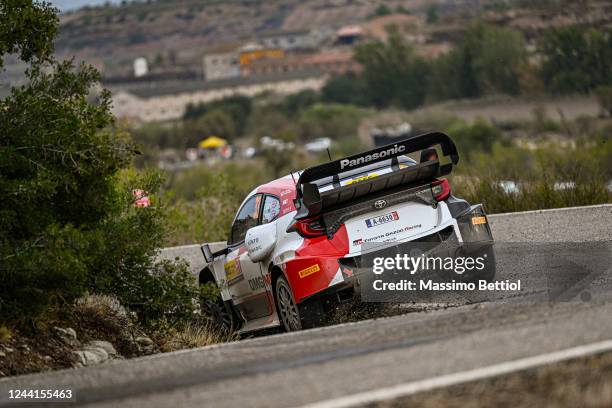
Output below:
[70,294,146,357]
[159,322,238,352]
[0,326,12,343]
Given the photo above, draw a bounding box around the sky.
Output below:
[50,0,123,12]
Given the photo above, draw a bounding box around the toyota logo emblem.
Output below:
[374,200,387,209]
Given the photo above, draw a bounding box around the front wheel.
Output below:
[200,281,237,333]
[275,275,302,332]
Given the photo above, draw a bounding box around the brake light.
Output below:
[287,216,326,238]
[431,179,451,201]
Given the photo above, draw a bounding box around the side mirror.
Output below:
[244,223,277,262]
[200,243,213,264]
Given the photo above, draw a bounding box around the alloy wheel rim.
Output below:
[278,282,300,331]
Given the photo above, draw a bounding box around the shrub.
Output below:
[446,118,501,159]
[539,27,612,94]
[456,172,610,214]
[595,85,612,116]
[0,2,199,330]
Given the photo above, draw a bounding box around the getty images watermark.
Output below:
[370,252,519,292]
[345,241,611,303]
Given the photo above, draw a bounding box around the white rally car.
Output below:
[200,132,495,333]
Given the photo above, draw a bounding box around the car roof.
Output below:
[256,174,297,196]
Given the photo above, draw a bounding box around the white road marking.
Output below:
[301,339,612,408]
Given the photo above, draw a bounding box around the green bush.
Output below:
[0,2,198,329]
[445,118,502,159]
[321,73,369,107]
[354,32,430,109]
[595,85,612,116]
[453,131,611,213]
[297,103,369,141]
[539,27,612,94]
[427,24,526,101]
[456,172,610,214]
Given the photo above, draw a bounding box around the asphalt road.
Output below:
[1,204,611,408]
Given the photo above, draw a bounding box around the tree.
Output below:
[0,0,58,69]
[354,32,430,109]
[184,96,251,137]
[470,24,526,95]
[187,109,236,146]
[0,1,197,326]
[373,4,392,17]
[426,5,439,24]
[321,72,369,106]
[539,27,612,94]
[281,90,319,117]
[427,24,526,101]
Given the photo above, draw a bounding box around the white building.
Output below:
[202,45,240,81]
[133,57,148,78]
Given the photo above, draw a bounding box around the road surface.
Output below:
[1,204,611,407]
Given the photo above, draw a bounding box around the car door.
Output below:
[224,194,271,320]
[256,194,282,310]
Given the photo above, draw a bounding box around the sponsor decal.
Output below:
[224,259,243,284]
[361,224,422,244]
[345,173,379,185]
[298,264,321,278]
[340,144,406,170]
[365,211,399,228]
[472,216,487,225]
[248,276,266,291]
[353,238,364,246]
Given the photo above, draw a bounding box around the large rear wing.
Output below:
[294,132,459,219]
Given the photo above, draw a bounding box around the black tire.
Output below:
[200,285,237,333]
[275,275,303,332]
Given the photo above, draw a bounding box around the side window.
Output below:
[229,195,262,245]
[261,195,281,224]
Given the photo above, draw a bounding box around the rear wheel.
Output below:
[275,275,302,332]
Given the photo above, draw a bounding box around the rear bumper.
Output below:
[289,204,494,304]
[338,203,494,284]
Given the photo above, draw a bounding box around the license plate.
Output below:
[365,211,399,228]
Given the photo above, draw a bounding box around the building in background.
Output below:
[241,50,359,77]
[335,25,364,45]
[257,29,318,51]
[239,43,285,66]
[133,57,148,78]
[202,44,240,81]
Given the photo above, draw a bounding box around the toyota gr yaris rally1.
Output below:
[199,132,495,333]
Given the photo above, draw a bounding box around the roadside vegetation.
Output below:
[0,1,226,376]
[162,111,611,245]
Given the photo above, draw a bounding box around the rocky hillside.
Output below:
[55,0,482,75]
[54,0,612,78]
